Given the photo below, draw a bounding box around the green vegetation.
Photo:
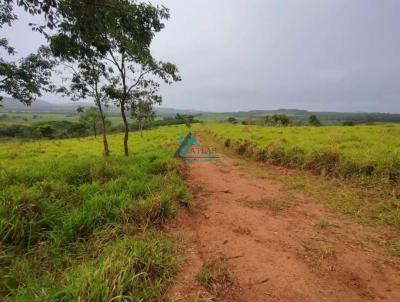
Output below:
[271,114,290,126]
[0,111,201,140]
[195,109,400,125]
[315,220,330,229]
[207,123,400,185]
[207,125,400,230]
[197,257,234,295]
[309,114,322,126]
[175,114,196,128]
[301,237,336,260]
[0,120,109,139]
[0,126,189,301]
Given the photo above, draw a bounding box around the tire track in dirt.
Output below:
[167,145,400,301]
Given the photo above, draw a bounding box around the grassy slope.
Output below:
[0,112,124,126]
[205,123,400,231]
[207,123,400,185]
[0,125,189,301]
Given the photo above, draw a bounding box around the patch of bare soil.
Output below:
[167,151,400,301]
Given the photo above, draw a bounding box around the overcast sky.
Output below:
[2,0,400,112]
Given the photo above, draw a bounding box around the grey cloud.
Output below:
[2,0,400,112]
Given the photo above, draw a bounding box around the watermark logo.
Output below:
[174,132,219,163]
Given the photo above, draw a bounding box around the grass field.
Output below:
[2,121,400,300]
[0,111,124,126]
[0,126,188,301]
[204,123,400,234]
[206,123,400,188]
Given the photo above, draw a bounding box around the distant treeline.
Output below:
[223,112,400,127]
[202,109,400,125]
[0,115,200,139]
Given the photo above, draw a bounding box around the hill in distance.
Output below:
[2,97,400,123]
[0,97,202,116]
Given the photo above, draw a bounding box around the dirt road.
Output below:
[167,143,400,301]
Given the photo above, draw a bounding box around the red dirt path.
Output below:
[167,150,400,301]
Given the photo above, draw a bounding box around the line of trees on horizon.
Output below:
[225,114,362,127]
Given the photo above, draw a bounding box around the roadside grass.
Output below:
[0,125,190,301]
[301,237,337,261]
[197,257,235,297]
[204,125,400,231]
[206,123,400,192]
[391,240,400,257]
[315,220,331,229]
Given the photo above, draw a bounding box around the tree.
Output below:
[131,99,156,137]
[264,115,272,125]
[6,0,58,30]
[227,117,238,124]
[0,2,56,105]
[342,121,355,126]
[103,57,179,156]
[272,114,290,126]
[76,105,84,113]
[309,114,321,126]
[246,114,254,125]
[56,58,113,156]
[176,113,194,128]
[68,122,87,138]
[50,0,180,156]
[79,107,102,138]
[35,124,55,138]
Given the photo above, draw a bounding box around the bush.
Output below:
[309,115,322,126]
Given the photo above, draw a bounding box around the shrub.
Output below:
[306,150,341,175]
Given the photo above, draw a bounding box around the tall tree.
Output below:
[176,113,194,128]
[272,114,290,126]
[57,58,112,156]
[79,107,103,138]
[131,98,157,137]
[50,0,180,156]
[309,114,322,126]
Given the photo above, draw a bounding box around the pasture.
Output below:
[207,123,400,186]
[1,122,400,301]
[0,126,188,301]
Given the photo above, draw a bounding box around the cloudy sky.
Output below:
[2,0,400,112]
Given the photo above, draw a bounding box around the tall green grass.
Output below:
[207,124,400,186]
[0,126,189,301]
[207,124,400,230]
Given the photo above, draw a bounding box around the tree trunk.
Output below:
[140,121,143,137]
[96,102,110,156]
[93,122,97,138]
[121,105,129,156]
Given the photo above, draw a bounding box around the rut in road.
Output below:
[167,143,400,302]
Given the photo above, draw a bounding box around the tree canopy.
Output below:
[0,1,56,105]
[49,0,180,156]
[309,114,322,126]
[2,1,180,157]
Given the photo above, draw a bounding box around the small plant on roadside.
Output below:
[391,240,400,257]
[315,220,330,229]
[301,237,337,260]
[197,257,235,296]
